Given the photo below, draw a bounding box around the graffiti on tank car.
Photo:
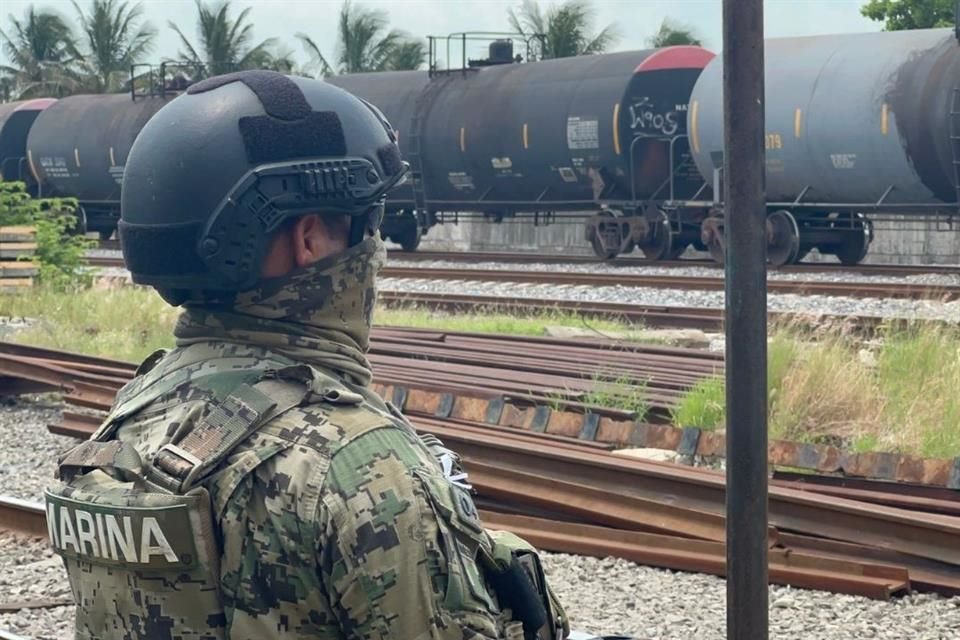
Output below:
[628,96,680,137]
[831,154,857,169]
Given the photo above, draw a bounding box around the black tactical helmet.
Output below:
[118,70,407,304]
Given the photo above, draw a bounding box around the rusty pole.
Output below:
[722,0,769,638]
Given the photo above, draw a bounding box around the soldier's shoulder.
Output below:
[259,396,400,455]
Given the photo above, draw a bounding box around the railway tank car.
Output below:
[0,98,56,187]
[328,42,715,257]
[25,93,172,238]
[688,27,960,265]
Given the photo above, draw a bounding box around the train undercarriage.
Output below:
[585,206,874,266]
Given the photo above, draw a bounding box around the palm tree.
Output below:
[297,0,425,76]
[262,45,303,75]
[384,40,426,71]
[646,18,702,48]
[508,0,616,58]
[0,6,79,98]
[169,0,277,77]
[71,0,156,93]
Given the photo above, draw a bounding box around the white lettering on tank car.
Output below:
[831,154,857,169]
[567,117,599,150]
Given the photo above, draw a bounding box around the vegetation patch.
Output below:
[0,284,178,363]
[671,321,960,460]
[0,182,95,290]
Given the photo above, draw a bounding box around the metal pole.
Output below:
[722,0,768,639]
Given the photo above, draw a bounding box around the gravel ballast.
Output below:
[0,402,77,503]
[379,276,960,322]
[543,553,960,640]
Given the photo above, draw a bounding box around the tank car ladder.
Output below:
[406,78,451,216]
[951,87,960,210]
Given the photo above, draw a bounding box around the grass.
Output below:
[671,320,960,459]
[374,306,642,338]
[0,285,651,363]
[0,283,179,363]
[582,372,650,419]
[6,283,960,459]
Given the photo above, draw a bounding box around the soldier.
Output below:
[44,70,568,640]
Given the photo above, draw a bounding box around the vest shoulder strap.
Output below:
[145,368,314,494]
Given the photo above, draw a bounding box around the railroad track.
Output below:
[93,240,960,276]
[386,249,960,278]
[85,254,960,301]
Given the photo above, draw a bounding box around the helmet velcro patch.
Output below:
[186,70,310,121]
[377,143,404,177]
[238,111,347,165]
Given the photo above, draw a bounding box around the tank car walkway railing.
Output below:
[950,87,960,210]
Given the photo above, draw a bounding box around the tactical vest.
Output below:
[45,348,568,640]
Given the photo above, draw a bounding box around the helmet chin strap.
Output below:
[349,203,386,247]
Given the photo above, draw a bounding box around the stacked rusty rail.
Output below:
[0,331,721,424]
[2,337,960,600]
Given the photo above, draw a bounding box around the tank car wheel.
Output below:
[71,206,88,236]
[667,242,688,260]
[834,213,872,266]
[635,210,673,262]
[766,210,801,267]
[701,216,726,265]
[393,224,422,252]
[587,210,622,260]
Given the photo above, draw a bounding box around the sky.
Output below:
[2,0,882,68]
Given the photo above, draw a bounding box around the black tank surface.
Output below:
[327,70,428,210]
[0,98,55,184]
[26,94,171,233]
[329,46,714,215]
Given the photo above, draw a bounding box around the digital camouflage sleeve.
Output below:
[211,398,508,639]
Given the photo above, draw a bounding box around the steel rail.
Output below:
[479,511,909,601]
[417,421,960,566]
[0,496,47,538]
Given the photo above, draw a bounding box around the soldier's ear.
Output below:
[292,213,347,268]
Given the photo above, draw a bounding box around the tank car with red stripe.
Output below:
[328,39,715,257]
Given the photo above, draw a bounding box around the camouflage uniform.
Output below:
[46,235,567,639]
